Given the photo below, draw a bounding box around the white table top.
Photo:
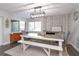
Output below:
[21,33,64,42]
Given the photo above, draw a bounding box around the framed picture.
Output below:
[5,18,9,28]
[73,11,79,21]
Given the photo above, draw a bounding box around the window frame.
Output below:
[28,21,41,32]
[19,21,26,32]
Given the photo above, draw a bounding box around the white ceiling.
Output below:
[0,3,79,16]
[0,3,33,11]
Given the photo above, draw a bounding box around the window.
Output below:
[34,22,41,31]
[20,21,25,32]
[28,21,41,32]
[11,20,19,32]
[11,20,26,32]
[28,22,34,31]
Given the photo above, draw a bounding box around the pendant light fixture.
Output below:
[30,6,45,18]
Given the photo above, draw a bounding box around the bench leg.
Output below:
[22,44,30,53]
[43,48,51,56]
[22,44,25,54]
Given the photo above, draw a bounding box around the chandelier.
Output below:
[30,6,45,18]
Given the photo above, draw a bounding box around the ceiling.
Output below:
[0,3,33,12]
[0,3,79,16]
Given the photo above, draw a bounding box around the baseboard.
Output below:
[2,42,10,46]
[70,43,79,52]
[0,42,3,46]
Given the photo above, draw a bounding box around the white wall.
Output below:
[26,15,69,33]
[68,9,79,52]
[0,10,11,45]
[11,11,29,21]
[44,15,69,33]
[0,17,3,45]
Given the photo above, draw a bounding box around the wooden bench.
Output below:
[18,39,63,56]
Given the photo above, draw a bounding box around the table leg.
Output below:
[48,48,51,56]
[59,51,62,56]
[59,41,63,56]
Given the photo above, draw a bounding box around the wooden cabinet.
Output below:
[10,32,22,43]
